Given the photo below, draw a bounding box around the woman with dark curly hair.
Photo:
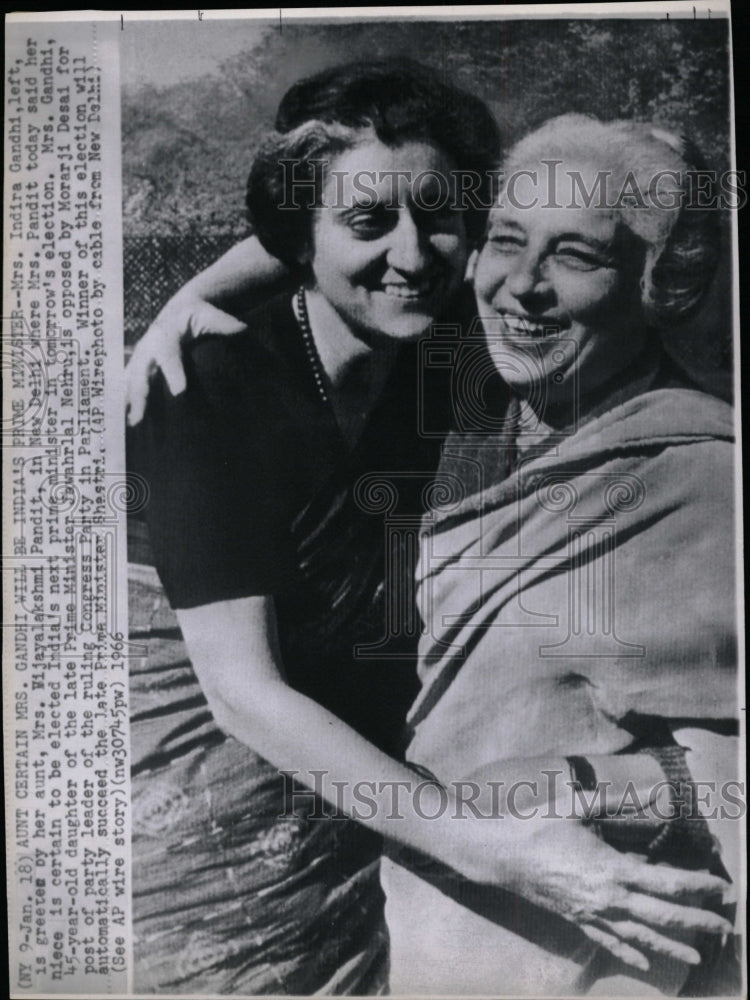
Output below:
[129,59,497,994]
[127,70,733,995]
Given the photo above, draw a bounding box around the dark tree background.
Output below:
[121,18,732,237]
[120,13,734,395]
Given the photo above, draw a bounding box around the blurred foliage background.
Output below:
[121,17,732,237]
[121,14,734,396]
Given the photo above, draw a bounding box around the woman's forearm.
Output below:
[208,676,494,880]
[207,672,705,875]
[174,236,292,309]
[176,595,732,962]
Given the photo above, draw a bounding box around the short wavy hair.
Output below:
[501,114,722,326]
[246,58,501,266]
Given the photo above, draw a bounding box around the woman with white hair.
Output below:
[385,114,740,995]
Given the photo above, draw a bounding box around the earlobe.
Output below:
[296,232,315,267]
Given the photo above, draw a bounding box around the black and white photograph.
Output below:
[3,5,745,998]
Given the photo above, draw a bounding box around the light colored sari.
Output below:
[386,384,739,995]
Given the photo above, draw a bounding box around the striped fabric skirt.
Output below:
[129,562,388,995]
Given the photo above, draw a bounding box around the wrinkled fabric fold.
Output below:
[409,388,736,777]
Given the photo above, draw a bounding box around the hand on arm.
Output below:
[176,596,731,973]
[126,237,290,424]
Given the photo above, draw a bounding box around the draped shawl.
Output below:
[382,386,738,996]
[408,386,737,778]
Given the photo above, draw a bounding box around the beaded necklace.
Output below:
[295,286,330,406]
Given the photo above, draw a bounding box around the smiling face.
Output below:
[308,138,467,343]
[473,163,649,402]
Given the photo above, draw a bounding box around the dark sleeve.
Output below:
[127,335,297,608]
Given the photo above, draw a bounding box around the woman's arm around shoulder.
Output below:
[126,236,291,424]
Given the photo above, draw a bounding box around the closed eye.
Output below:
[553,247,614,271]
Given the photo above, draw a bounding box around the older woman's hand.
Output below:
[125,236,293,426]
[125,296,246,426]
[452,808,730,973]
